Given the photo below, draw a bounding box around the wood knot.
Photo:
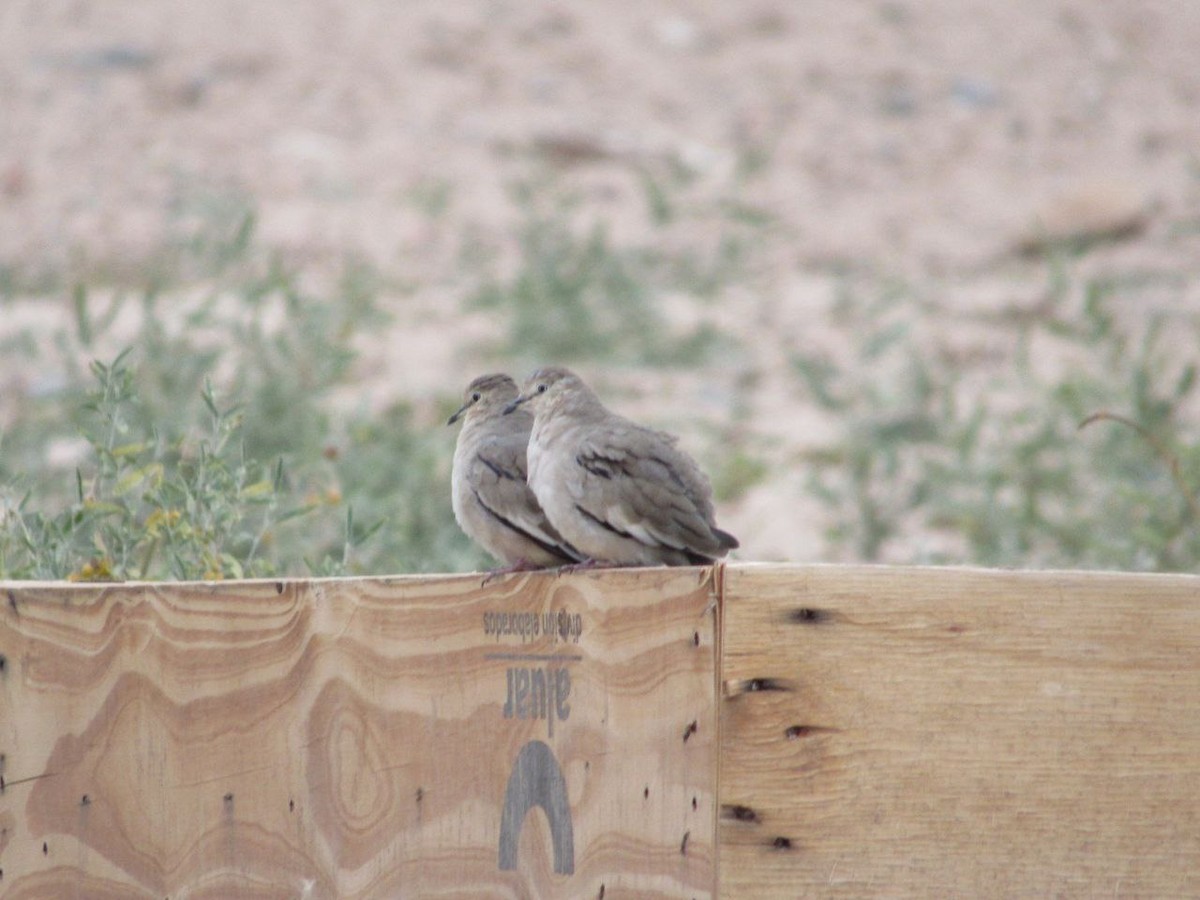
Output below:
[746,677,788,692]
[724,677,792,698]
[784,724,839,740]
[788,607,828,624]
[720,804,760,824]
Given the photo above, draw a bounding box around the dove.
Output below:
[505,366,738,567]
[448,374,580,570]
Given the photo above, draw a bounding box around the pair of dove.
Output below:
[448,366,738,571]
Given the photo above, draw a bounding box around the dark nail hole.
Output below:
[42,842,48,855]
[785,724,838,739]
[692,631,700,647]
[289,798,295,812]
[223,792,234,803]
[0,654,7,673]
[276,582,285,594]
[415,787,423,803]
[789,607,827,624]
[683,720,698,742]
[643,786,649,799]
[692,795,698,811]
[721,804,760,823]
[598,885,605,899]
[80,794,90,806]
[772,836,793,850]
[680,830,690,855]
[745,677,790,693]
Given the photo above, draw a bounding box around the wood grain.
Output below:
[0,570,719,898]
[9,564,1199,898]
[718,564,1200,899]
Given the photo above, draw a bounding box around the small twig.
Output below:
[1079,411,1200,522]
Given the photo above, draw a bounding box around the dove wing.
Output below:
[472,433,579,563]
[570,422,732,561]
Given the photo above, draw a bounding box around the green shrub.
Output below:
[796,272,1200,570]
[468,176,752,366]
[0,217,479,580]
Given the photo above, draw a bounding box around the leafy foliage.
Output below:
[795,273,1200,570]
[0,214,480,580]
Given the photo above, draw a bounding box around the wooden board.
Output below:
[718,564,1200,898]
[0,570,719,898]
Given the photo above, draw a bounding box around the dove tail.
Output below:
[713,527,739,551]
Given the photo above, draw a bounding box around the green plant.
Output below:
[710,448,770,503]
[1,351,303,579]
[468,177,747,366]
[327,404,487,575]
[470,181,665,363]
[796,272,1200,571]
[0,210,480,580]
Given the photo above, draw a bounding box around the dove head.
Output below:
[447,373,520,425]
[504,366,599,418]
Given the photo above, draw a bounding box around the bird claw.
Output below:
[480,558,541,587]
[555,558,621,575]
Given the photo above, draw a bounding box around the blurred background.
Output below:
[2,0,1198,578]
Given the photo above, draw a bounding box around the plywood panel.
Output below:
[718,565,1200,899]
[0,569,719,898]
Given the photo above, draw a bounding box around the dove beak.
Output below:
[447,402,471,426]
[502,394,529,415]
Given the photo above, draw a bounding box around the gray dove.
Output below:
[505,366,739,567]
[448,374,580,570]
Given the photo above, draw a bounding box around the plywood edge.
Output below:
[716,562,1200,898]
[1,565,723,898]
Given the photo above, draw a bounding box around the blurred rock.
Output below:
[653,17,704,51]
[529,131,621,165]
[879,78,918,116]
[951,76,1001,109]
[41,44,157,71]
[1015,179,1149,256]
[2,163,28,199]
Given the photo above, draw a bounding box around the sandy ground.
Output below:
[3,0,1199,564]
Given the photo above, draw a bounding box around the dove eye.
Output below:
[471,392,481,402]
[537,384,547,394]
